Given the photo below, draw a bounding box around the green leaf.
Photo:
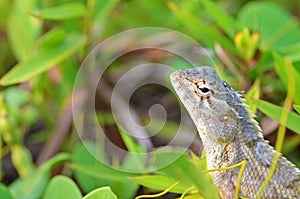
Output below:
[69,163,140,181]
[245,78,260,113]
[7,0,41,61]
[43,176,82,199]
[254,99,300,134]
[273,52,300,104]
[278,43,300,62]
[72,141,111,193]
[167,1,237,55]
[282,135,300,154]
[119,127,146,154]
[131,175,190,194]
[199,0,239,39]
[294,105,300,114]
[71,142,138,199]
[0,34,86,86]
[0,184,13,199]
[237,2,300,50]
[31,3,86,20]
[11,145,35,177]
[151,147,220,199]
[41,153,71,171]
[38,28,66,49]
[93,0,121,22]
[8,153,70,199]
[83,187,117,199]
[9,166,50,199]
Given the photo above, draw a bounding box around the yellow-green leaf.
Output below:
[0,34,85,86]
[254,99,300,134]
[30,3,86,20]
[131,175,190,194]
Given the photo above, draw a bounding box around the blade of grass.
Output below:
[254,99,300,134]
[167,1,238,55]
[200,0,239,39]
[257,59,295,198]
[273,53,300,104]
[294,105,300,114]
[131,175,190,194]
[30,3,86,20]
[0,34,86,86]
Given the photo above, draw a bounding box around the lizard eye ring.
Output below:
[195,83,212,97]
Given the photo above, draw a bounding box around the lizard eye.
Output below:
[196,84,212,97]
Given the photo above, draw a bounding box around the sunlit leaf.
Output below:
[131,175,190,194]
[273,52,300,104]
[83,187,117,199]
[72,141,111,193]
[167,1,237,55]
[237,1,300,50]
[0,184,13,199]
[43,176,82,199]
[254,99,300,134]
[8,153,70,199]
[93,0,121,22]
[7,0,41,61]
[200,0,239,38]
[151,147,220,199]
[282,135,300,154]
[279,43,300,62]
[71,142,138,199]
[31,3,86,20]
[0,34,85,86]
[9,167,50,199]
[294,105,300,114]
[245,78,260,113]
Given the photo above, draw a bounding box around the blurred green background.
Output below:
[0,0,300,198]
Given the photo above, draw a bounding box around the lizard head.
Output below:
[170,66,242,144]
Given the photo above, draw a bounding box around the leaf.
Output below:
[69,163,140,181]
[151,147,220,199]
[278,43,300,62]
[119,127,146,154]
[131,175,190,194]
[38,28,66,49]
[93,0,121,22]
[71,142,138,199]
[0,184,13,199]
[8,153,70,199]
[294,105,300,114]
[273,52,300,104]
[11,145,35,177]
[30,3,86,20]
[72,141,112,193]
[254,99,300,134]
[83,187,117,199]
[167,1,238,55]
[43,176,82,199]
[245,78,260,113]
[282,135,300,154]
[9,166,50,199]
[199,0,239,39]
[237,2,300,50]
[7,0,41,61]
[0,34,86,86]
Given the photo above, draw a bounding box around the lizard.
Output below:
[170,66,300,199]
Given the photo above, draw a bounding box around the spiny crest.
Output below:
[233,89,264,141]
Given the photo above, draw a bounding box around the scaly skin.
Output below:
[170,66,300,199]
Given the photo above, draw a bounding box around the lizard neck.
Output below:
[235,103,264,145]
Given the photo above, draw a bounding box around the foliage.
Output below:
[0,0,300,198]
